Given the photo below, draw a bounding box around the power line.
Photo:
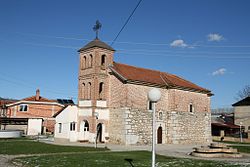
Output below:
[117,48,250,55]
[0,75,77,98]
[111,0,143,46]
[116,50,250,59]
[5,32,250,48]
[2,38,250,59]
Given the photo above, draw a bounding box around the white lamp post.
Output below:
[148,88,161,167]
[240,122,243,143]
[94,112,99,148]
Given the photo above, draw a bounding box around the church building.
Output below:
[54,36,213,145]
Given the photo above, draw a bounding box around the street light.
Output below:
[240,122,243,143]
[94,112,99,148]
[148,88,161,167]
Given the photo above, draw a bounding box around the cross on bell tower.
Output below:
[93,20,102,39]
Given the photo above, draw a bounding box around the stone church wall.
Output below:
[109,108,126,144]
[108,75,211,145]
[110,108,211,145]
[165,111,211,144]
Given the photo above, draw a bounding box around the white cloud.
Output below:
[207,33,224,42]
[212,68,227,76]
[170,39,188,48]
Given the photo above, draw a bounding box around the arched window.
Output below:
[82,83,85,99]
[83,120,89,131]
[89,54,93,67]
[82,56,86,69]
[99,82,104,99]
[87,82,92,99]
[101,55,106,66]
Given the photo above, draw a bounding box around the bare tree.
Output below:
[236,85,250,100]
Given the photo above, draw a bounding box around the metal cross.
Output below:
[93,20,102,39]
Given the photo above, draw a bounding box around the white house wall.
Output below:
[27,119,42,136]
[54,105,78,141]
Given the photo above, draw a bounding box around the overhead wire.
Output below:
[110,0,143,46]
[5,31,250,48]
[0,73,77,99]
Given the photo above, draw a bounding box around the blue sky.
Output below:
[0,0,250,109]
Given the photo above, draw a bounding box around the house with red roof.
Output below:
[54,37,213,145]
[0,89,73,135]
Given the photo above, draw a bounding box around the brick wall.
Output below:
[8,103,63,133]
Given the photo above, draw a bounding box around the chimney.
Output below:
[36,89,40,101]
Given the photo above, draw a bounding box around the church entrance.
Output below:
[157,126,162,144]
[97,123,103,142]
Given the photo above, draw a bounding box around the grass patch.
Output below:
[14,151,243,167]
[0,139,107,155]
[232,146,250,153]
[213,140,250,145]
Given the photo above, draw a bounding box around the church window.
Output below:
[83,120,89,131]
[82,83,85,99]
[70,122,76,131]
[87,82,92,99]
[89,54,93,67]
[82,56,86,69]
[99,82,104,99]
[101,55,106,66]
[148,101,153,110]
[189,103,194,112]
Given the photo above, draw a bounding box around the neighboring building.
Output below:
[0,89,73,135]
[211,113,239,137]
[233,96,250,132]
[54,105,78,142]
[0,98,18,117]
[54,37,213,145]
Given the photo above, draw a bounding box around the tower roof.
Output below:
[78,38,115,52]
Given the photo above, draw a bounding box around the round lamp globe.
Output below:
[148,88,161,102]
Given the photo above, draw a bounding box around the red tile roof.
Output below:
[111,62,212,95]
[212,123,240,129]
[0,99,18,107]
[22,96,57,102]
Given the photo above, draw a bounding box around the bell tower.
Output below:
[77,21,115,140]
[78,38,115,103]
[78,21,115,112]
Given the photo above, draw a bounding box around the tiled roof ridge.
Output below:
[114,62,165,74]
[22,95,57,102]
[112,62,211,94]
[167,73,209,91]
